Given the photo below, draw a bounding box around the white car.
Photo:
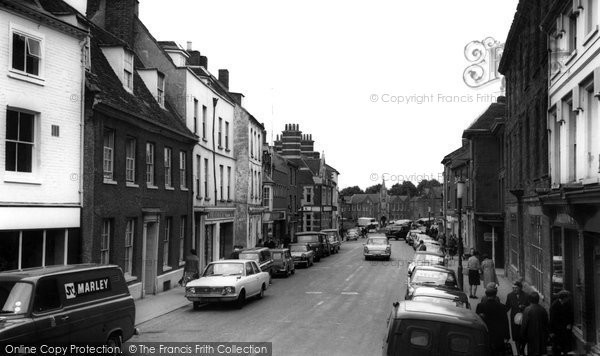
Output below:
[363,235,391,260]
[185,259,270,310]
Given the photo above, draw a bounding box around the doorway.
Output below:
[143,216,159,297]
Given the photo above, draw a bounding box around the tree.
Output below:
[340,185,364,196]
[365,184,382,194]
[400,181,418,197]
[389,183,404,196]
[417,179,442,195]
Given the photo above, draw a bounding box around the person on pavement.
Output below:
[467,250,481,299]
[550,290,574,356]
[480,282,500,304]
[481,254,498,288]
[505,280,529,355]
[181,249,200,286]
[521,291,549,356]
[417,240,427,251]
[476,285,510,356]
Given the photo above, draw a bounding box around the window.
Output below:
[124,51,133,90]
[196,155,201,198]
[225,121,229,150]
[251,169,254,199]
[568,12,577,53]
[306,187,313,204]
[164,147,172,188]
[179,216,186,263]
[227,166,231,200]
[263,187,270,207]
[218,117,223,148]
[34,279,60,312]
[257,134,261,161]
[257,172,261,200]
[510,214,519,271]
[204,158,209,200]
[219,165,224,200]
[146,143,155,186]
[586,0,598,35]
[180,151,187,189]
[5,109,34,173]
[530,216,544,296]
[250,129,254,158]
[11,32,41,76]
[202,105,207,140]
[193,99,198,134]
[126,137,136,183]
[101,219,111,264]
[157,73,165,106]
[124,219,134,275]
[163,218,171,267]
[103,128,114,181]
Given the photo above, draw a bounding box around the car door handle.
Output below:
[60,316,70,321]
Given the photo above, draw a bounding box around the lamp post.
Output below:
[428,207,431,227]
[456,180,465,291]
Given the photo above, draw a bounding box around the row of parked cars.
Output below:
[184,229,343,310]
[381,228,492,355]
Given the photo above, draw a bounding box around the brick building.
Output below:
[498,0,552,308]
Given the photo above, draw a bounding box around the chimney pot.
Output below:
[187,41,193,51]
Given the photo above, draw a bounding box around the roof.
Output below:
[350,194,380,204]
[392,301,486,329]
[1,0,88,38]
[87,24,195,140]
[463,100,506,138]
[295,231,326,236]
[0,264,121,280]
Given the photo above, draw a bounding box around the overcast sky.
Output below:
[139,0,518,191]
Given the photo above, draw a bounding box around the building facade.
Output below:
[0,0,87,271]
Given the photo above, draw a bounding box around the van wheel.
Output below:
[106,333,122,355]
[235,290,246,309]
[193,301,201,310]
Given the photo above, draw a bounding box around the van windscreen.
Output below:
[0,281,32,315]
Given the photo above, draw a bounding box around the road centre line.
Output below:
[305,291,323,294]
[345,265,363,282]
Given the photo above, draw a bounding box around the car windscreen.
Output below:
[297,236,318,243]
[202,263,244,277]
[411,270,455,286]
[414,254,444,264]
[367,238,387,245]
[271,252,283,260]
[238,253,260,262]
[0,281,33,315]
[412,296,466,308]
[289,245,308,252]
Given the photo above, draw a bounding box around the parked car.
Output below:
[410,286,470,309]
[238,247,275,277]
[185,260,269,310]
[270,248,295,277]
[289,243,315,267]
[0,264,137,347]
[406,230,421,246]
[405,266,460,300]
[407,251,447,276]
[385,224,409,240]
[382,301,490,355]
[346,229,360,241]
[363,235,391,261]
[321,229,341,254]
[295,232,328,261]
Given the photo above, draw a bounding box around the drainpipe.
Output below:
[212,98,218,206]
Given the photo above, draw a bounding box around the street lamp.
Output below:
[456,180,465,291]
[428,207,431,228]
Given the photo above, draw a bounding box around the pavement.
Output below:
[135,285,189,326]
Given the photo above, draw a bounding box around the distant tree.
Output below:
[429,179,442,187]
[417,179,442,195]
[340,186,364,196]
[365,184,382,194]
[389,183,404,196]
[400,181,418,196]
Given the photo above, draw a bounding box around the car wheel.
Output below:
[285,268,291,278]
[291,268,295,275]
[106,333,122,355]
[235,290,246,309]
[257,284,266,299]
[193,301,201,310]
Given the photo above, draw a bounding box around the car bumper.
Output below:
[364,252,391,258]
[186,294,238,303]
[293,259,310,266]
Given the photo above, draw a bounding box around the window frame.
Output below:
[103,128,115,182]
[164,146,172,188]
[123,50,134,91]
[179,216,186,263]
[9,24,44,80]
[180,151,187,189]
[124,219,134,276]
[157,72,165,107]
[5,108,36,174]
[146,142,156,187]
[101,219,111,264]
[163,217,171,267]
[125,137,136,183]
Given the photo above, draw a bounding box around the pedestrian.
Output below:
[505,280,529,356]
[447,235,456,260]
[417,240,427,251]
[180,249,200,286]
[550,290,574,356]
[476,285,510,356]
[467,250,481,299]
[480,282,500,304]
[521,291,549,356]
[481,254,498,288]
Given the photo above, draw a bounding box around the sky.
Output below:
[139,0,519,191]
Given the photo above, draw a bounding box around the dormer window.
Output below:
[157,73,165,107]
[124,51,134,91]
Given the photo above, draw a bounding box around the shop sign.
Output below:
[206,210,235,220]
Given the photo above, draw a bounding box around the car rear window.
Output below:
[409,328,430,347]
[367,238,387,245]
[448,333,471,353]
[297,236,318,243]
[272,252,282,260]
[238,253,260,262]
[411,270,454,285]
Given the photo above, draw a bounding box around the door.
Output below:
[143,218,159,297]
[33,278,70,343]
[244,262,258,296]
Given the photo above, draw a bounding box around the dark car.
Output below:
[410,286,470,309]
[405,265,460,300]
[382,301,490,355]
[270,248,295,277]
[321,229,341,254]
[0,264,137,347]
[385,224,410,240]
[238,247,275,277]
[289,244,315,267]
[295,232,328,261]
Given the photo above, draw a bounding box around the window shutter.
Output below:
[557,101,564,123]
[573,87,582,111]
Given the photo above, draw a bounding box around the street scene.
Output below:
[2,0,600,355]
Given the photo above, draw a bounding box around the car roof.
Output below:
[412,265,455,273]
[210,259,251,264]
[296,231,326,236]
[392,301,486,328]
[320,229,337,232]
[269,248,289,252]
[414,251,445,257]
[239,247,269,253]
[0,264,121,281]
[367,234,387,238]
[411,286,468,299]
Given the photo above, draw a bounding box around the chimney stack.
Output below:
[199,56,208,69]
[187,41,193,51]
[187,50,201,66]
[90,0,139,48]
[218,69,229,89]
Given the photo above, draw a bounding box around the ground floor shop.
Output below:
[194,207,235,269]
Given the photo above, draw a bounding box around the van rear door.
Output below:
[385,319,439,356]
[438,323,490,356]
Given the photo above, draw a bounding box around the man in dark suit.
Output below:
[505,280,529,355]
[550,290,574,355]
[476,286,510,356]
[521,291,549,356]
